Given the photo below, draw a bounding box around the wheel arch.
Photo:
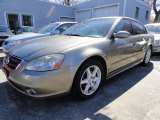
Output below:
[72,54,108,88]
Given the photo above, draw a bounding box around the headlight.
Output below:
[26,54,65,71]
[6,40,23,47]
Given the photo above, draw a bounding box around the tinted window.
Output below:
[38,23,60,34]
[135,7,139,19]
[145,11,149,20]
[22,15,33,27]
[131,20,147,35]
[114,19,133,34]
[63,18,115,38]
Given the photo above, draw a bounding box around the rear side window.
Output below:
[114,19,133,34]
[131,20,147,35]
[56,23,74,33]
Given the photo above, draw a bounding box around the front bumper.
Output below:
[2,61,78,98]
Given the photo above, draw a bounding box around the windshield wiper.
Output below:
[86,35,102,38]
[64,34,85,37]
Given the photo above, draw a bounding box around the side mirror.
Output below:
[113,31,130,38]
[50,30,60,35]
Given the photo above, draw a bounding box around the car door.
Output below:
[109,19,138,72]
[130,20,148,60]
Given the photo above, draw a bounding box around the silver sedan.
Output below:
[2,17,153,100]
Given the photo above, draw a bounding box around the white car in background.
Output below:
[2,22,76,53]
[0,26,14,46]
[145,23,160,53]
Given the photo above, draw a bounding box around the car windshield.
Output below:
[63,18,115,38]
[38,23,60,34]
[145,25,160,33]
[0,26,9,32]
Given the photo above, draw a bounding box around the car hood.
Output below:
[0,32,12,36]
[5,32,49,42]
[10,35,94,61]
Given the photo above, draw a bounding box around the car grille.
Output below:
[5,55,22,70]
[0,36,9,39]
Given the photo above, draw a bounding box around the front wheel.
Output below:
[142,46,152,65]
[72,59,105,100]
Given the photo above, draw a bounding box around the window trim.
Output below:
[6,13,20,30]
[135,7,140,19]
[130,19,147,35]
[145,11,149,20]
[21,14,33,27]
[5,12,35,28]
[113,18,133,35]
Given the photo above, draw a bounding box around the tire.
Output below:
[72,59,105,100]
[142,46,152,65]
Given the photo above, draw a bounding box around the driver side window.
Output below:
[114,19,133,35]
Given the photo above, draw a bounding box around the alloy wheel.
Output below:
[80,65,101,96]
[145,48,151,64]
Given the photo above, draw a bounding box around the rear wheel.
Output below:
[72,59,105,100]
[142,46,152,65]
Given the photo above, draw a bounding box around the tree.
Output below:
[54,0,88,6]
[153,0,160,22]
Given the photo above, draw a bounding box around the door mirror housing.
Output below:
[113,31,130,38]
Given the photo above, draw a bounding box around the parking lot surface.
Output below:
[0,48,160,120]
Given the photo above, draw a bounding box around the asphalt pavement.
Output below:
[0,48,160,120]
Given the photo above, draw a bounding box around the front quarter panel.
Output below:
[60,38,111,73]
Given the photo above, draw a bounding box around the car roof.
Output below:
[86,16,141,23]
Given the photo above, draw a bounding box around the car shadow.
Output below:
[152,53,160,61]
[0,58,3,69]
[0,63,154,120]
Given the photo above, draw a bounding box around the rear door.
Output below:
[110,19,137,72]
[130,20,148,60]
